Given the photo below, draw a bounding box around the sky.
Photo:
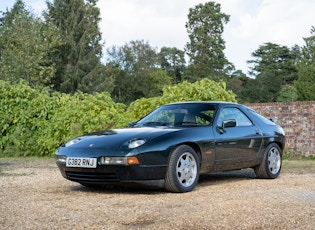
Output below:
[1,0,314,74]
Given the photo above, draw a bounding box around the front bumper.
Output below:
[56,162,167,185]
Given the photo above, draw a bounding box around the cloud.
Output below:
[98,0,201,50]
[220,0,314,72]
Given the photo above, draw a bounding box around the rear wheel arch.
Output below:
[263,138,284,152]
[275,141,284,152]
[254,142,282,179]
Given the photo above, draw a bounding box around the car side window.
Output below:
[217,107,253,127]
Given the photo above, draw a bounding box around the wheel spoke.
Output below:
[268,147,281,174]
[176,152,197,187]
[177,158,185,173]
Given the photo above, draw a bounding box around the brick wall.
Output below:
[245,101,315,156]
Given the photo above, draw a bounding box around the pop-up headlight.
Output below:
[64,136,87,147]
[128,139,146,149]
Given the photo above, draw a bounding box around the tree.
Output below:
[295,26,315,101]
[106,40,172,104]
[248,42,299,84]
[240,70,282,103]
[0,0,61,88]
[226,70,249,103]
[45,0,106,94]
[184,1,233,81]
[245,43,299,102]
[277,85,298,102]
[159,47,186,83]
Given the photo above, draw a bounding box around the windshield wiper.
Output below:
[142,121,170,127]
[175,122,197,126]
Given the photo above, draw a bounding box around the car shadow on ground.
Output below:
[198,169,256,187]
[69,182,166,195]
[68,169,257,194]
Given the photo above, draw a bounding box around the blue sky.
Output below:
[1,0,315,74]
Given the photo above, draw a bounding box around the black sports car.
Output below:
[56,102,285,193]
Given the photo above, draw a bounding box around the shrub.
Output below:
[127,79,237,120]
[0,78,236,156]
[0,80,128,156]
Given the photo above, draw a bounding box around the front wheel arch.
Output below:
[165,145,200,193]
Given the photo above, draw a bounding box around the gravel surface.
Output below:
[0,158,314,230]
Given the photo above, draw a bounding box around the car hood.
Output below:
[65,127,181,149]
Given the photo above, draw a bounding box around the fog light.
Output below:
[101,157,126,165]
[101,156,140,165]
[56,155,67,163]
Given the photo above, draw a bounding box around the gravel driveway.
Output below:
[1,158,314,230]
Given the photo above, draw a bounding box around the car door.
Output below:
[213,106,263,170]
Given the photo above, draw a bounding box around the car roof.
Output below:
[165,101,239,106]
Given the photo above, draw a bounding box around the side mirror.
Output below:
[216,119,237,134]
[222,119,236,128]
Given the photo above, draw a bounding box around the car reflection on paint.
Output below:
[56,101,285,193]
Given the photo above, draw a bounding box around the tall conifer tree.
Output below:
[295,27,315,100]
[184,1,232,81]
[45,0,104,93]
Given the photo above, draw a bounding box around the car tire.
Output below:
[165,145,200,193]
[254,143,282,179]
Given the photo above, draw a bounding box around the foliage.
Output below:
[248,43,299,83]
[45,0,107,94]
[295,26,315,101]
[0,80,58,156]
[276,85,298,102]
[240,71,282,103]
[184,1,233,81]
[226,70,248,103]
[0,80,127,157]
[242,43,300,103]
[0,0,61,88]
[127,78,236,120]
[45,91,127,153]
[159,47,186,83]
[283,148,315,161]
[107,40,172,104]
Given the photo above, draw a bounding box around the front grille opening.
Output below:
[66,171,119,182]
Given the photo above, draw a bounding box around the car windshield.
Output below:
[135,103,216,127]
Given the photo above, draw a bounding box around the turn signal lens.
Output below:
[127,156,140,165]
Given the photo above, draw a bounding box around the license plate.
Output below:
[66,157,97,168]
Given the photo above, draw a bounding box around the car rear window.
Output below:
[247,109,276,125]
